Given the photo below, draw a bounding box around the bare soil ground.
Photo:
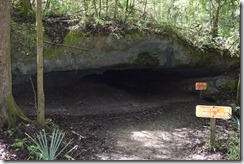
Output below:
[0,70,237,160]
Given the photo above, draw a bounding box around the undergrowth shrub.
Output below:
[25,128,72,160]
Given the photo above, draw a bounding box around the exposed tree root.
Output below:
[5,95,32,128]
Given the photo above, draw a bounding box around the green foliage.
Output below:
[222,80,237,91]
[25,128,72,160]
[227,135,240,160]
[43,0,72,17]
[5,128,16,137]
[226,124,240,160]
[11,0,35,19]
[225,105,240,160]
[27,144,41,160]
[230,104,240,130]
[11,0,239,57]
[11,138,26,149]
[11,21,36,57]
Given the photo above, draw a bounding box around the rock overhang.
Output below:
[11,30,239,85]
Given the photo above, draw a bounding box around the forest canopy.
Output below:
[12,0,240,57]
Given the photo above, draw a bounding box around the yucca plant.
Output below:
[26,129,72,160]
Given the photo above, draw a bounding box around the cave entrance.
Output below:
[13,68,198,116]
[101,69,188,95]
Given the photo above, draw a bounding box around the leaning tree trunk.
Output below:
[0,0,29,128]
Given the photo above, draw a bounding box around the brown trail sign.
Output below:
[195,82,207,90]
[195,82,207,100]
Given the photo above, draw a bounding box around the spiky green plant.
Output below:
[26,129,72,160]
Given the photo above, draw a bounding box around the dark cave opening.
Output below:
[13,68,199,95]
[12,68,216,116]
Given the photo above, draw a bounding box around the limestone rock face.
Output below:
[11,29,239,83]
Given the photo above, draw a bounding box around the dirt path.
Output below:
[67,101,229,160]
[12,71,234,160]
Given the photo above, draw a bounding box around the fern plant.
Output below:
[26,129,72,160]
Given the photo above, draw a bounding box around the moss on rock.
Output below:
[64,30,84,44]
[215,77,237,91]
[223,80,237,90]
[45,30,86,59]
[134,52,160,67]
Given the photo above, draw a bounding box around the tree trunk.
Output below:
[106,0,108,17]
[211,0,226,38]
[99,0,102,18]
[143,0,147,15]
[44,0,51,12]
[83,0,88,16]
[114,0,118,19]
[211,3,220,38]
[129,0,135,16]
[124,0,129,23]
[93,0,98,17]
[36,0,45,127]
[236,74,240,105]
[0,0,29,128]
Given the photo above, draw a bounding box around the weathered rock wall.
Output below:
[11,26,239,85]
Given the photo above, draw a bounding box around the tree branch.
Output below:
[44,41,89,51]
[29,76,37,110]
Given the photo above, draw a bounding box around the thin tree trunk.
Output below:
[93,0,98,17]
[36,0,45,127]
[129,0,134,16]
[44,0,51,12]
[114,0,118,19]
[99,0,102,18]
[106,0,108,17]
[236,74,240,105]
[211,2,220,38]
[211,0,226,38]
[124,0,129,23]
[143,0,147,15]
[209,0,212,28]
[83,0,88,16]
[0,0,29,128]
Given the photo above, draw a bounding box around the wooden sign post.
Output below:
[195,82,207,100]
[196,105,232,150]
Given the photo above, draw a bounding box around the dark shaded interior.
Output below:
[12,68,210,116]
[13,68,211,93]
